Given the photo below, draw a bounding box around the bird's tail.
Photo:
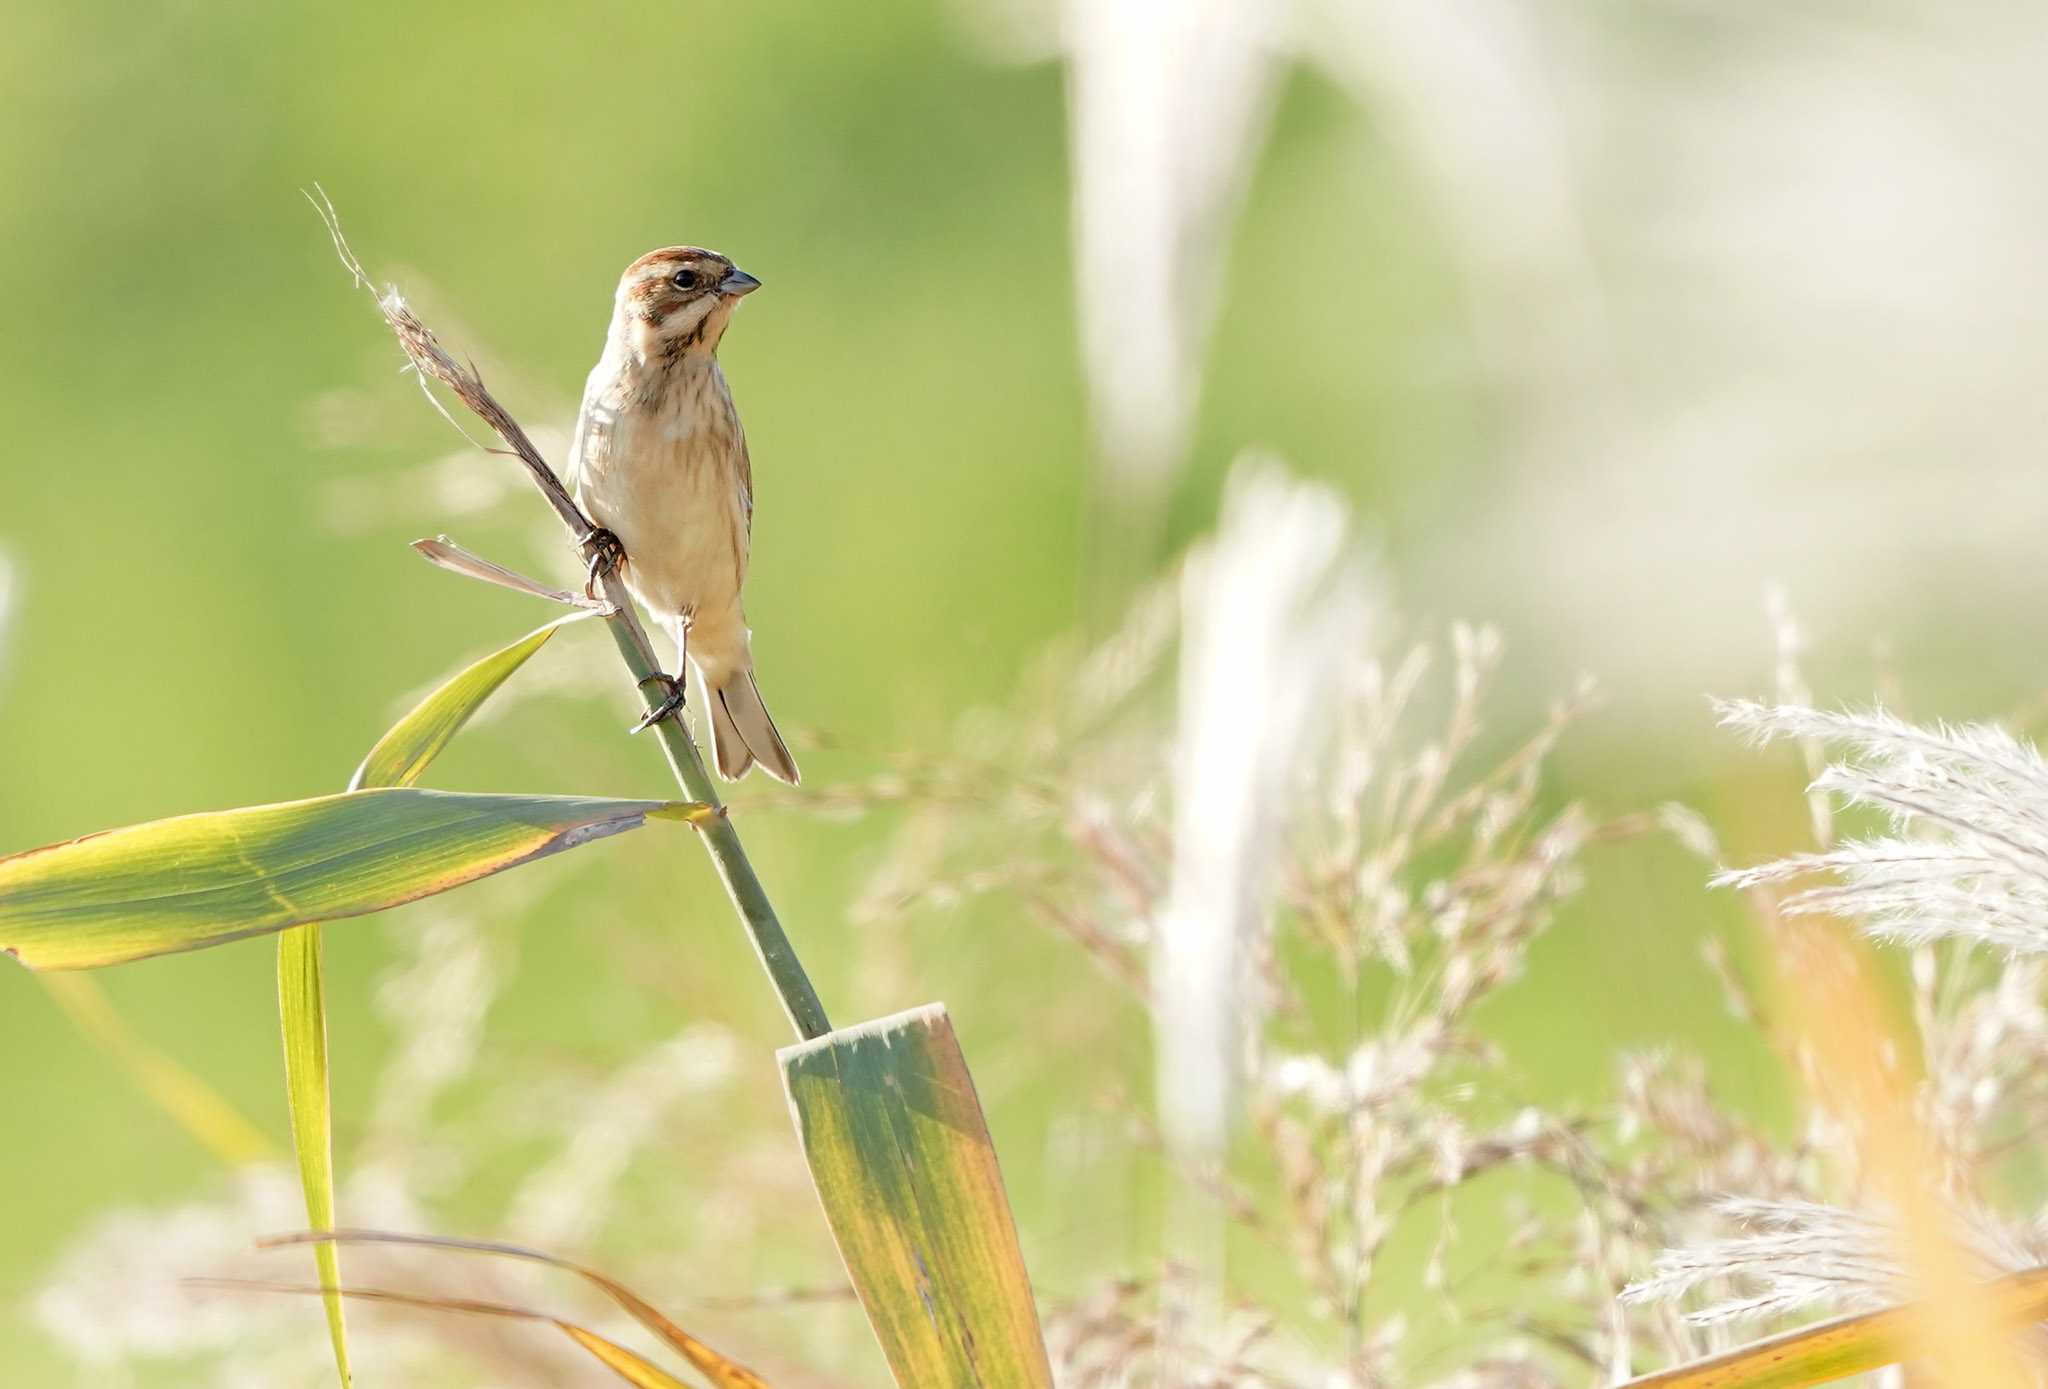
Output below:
[705,668,800,784]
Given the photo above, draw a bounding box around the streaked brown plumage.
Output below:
[569,246,799,783]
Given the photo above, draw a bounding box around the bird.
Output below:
[568,246,800,784]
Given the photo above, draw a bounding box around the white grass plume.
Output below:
[1623,1196,2044,1327]
[1713,700,2048,953]
[1621,1198,1906,1325]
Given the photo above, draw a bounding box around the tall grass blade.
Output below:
[278,924,348,1386]
[779,1003,1052,1387]
[0,787,692,969]
[1617,1265,2048,1387]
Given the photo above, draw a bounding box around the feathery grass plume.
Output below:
[1622,1197,2046,1328]
[1614,689,2048,1383]
[1713,701,2048,953]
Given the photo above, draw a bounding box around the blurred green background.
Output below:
[4,0,2029,1382]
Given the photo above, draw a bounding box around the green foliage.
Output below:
[277,925,345,1385]
[782,1004,1053,1387]
[0,787,688,970]
[350,617,588,794]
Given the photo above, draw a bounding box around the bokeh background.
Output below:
[4,0,2047,1382]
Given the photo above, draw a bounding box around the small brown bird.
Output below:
[569,246,800,784]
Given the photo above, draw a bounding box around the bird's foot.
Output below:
[578,526,626,600]
[631,671,687,734]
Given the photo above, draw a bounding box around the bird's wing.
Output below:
[564,365,606,498]
[736,434,754,538]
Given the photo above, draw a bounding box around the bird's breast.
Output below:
[572,375,749,628]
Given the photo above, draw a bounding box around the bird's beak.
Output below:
[719,268,762,298]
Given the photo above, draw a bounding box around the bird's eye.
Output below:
[670,268,699,291]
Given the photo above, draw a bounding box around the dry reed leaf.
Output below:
[197,1278,708,1389]
[266,1229,777,1389]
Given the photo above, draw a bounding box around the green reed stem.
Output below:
[594,593,831,1040]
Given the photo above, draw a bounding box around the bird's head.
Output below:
[612,246,761,359]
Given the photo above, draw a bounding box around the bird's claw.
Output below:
[579,527,626,600]
[630,671,686,734]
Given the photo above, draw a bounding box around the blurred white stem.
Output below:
[1062,0,1282,603]
[1153,459,1368,1370]
[0,547,16,692]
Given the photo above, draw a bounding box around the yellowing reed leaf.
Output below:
[1618,1266,2048,1388]
[0,787,687,970]
[269,1230,776,1389]
[780,1004,1052,1387]
[555,1323,697,1389]
[208,1279,718,1389]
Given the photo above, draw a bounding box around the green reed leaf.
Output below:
[0,787,688,971]
[278,924,347,1386]
[351,615,588,793]
[780,1003,1054,1388]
